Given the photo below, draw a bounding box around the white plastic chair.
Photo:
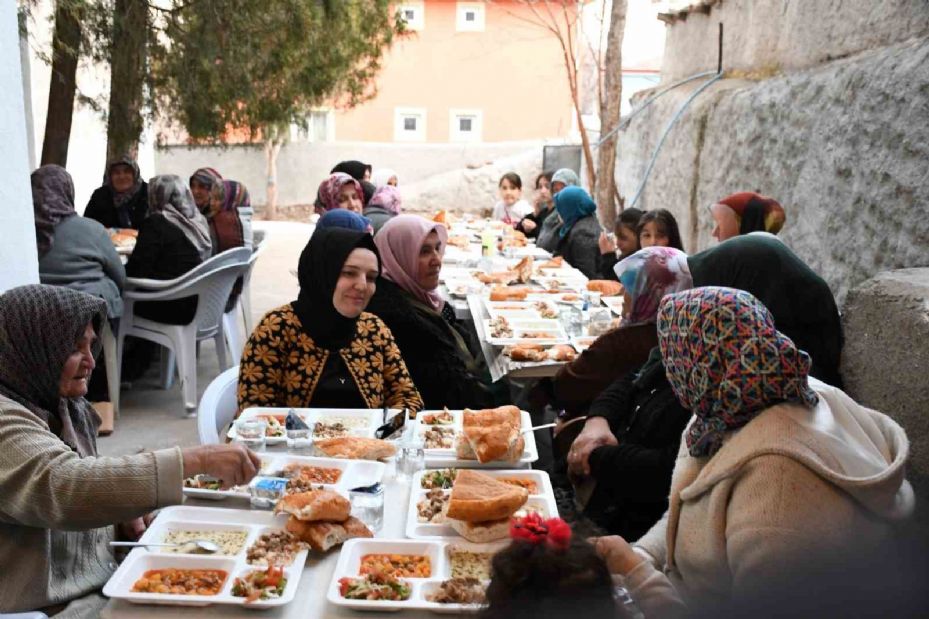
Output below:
[0,613,48,619]
[223,234,269,362]
[118,251,250,412]
[101,321,120,415]
[198,366,239,444]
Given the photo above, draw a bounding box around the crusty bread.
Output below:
[273,488,351,522]
[286,515,373,552]
[448,517,511,543]
[475,271,517,285]
[546,344,577,362]
[512,256,533,284]
[446,470,529,522]
[538,256,563,269]
[505,345,546,362]
[489,287,528,302]
[314,437,397,460]
[586,280,624,297]
[456,406,524,463]
[462,406,521,428]
[455,431,524,464]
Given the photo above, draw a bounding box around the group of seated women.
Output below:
[314,160,403,234]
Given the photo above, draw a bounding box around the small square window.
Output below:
[465,11,475,21]
[395,107,427,142]
[456,2,485,31]
[404,117,417,132]
[459,117,473,132]
[449,109,482,142]
[398,3,424,31]
[403,9,415,20]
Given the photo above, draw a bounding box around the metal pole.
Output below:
[718,22,724,74]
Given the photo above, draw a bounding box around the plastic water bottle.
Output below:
[479,228,495,273]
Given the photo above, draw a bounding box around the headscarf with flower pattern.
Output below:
[368,185,403,215]
[148,174,213,260]
[657,286,819,457]
[315,172,364,212]
[614,246,693,326]
[206,179,250,219]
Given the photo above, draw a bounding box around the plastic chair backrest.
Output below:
[197,366,239,444]
[190,262,249,335]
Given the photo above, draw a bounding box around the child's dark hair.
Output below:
[534,171,554,189]
[481,536,616,619]
[499,172,523,190]
[638,208,684,251]
[615,207,644,234]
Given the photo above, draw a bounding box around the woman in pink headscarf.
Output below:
[367,215,499,409]
[363,185,402,234]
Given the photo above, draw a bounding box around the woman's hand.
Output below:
[180,444,261,488]
[593,536,645,576]
[599,231,617,255]
[521,219,538,233]
[567,417,618,477]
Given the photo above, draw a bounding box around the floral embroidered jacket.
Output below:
[237,304,424,412]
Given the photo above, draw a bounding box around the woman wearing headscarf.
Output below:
[550,168,580,194]
[188,166,223,213]
[686,234,844,387]
[552,186,602,279]
[0,285,259,618]
[601,287,913,616]
[314,172,365,214]
[237,227,423,412]
[33,165,126,431]
[331,160,372,182]
[203,179,254,254]
[84,154,149,229]
[709,191,786,242]
[366,215,499,410]
[371,168,398,188]
[317,209,373,233]
[363,184,402,233]
[536,168,580,253]
[125,175,212,325]
[553,247,693,418]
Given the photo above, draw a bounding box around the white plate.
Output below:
[102,505,307,609]
[483,318,569,346]
[406,469,557,541]
[531,275,587,291]
[327,538,502,613]
[411,409,539,468]
[484,300,559,321]
[227,408,388,444]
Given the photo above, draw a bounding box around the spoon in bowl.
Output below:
[109,540,221,554]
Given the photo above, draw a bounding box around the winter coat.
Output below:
[555,214,601,279]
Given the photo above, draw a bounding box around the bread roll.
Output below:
[489,287,528,302]
[446,470,529,522]
[286,515,373,552]
[274,489,351,522]
[314,437,397,460]
[586,280,624,296]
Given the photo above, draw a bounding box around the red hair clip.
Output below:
[510,513,572,551]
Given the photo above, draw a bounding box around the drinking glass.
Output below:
[397,440,425,482]
[350,484,385,532]
[235,418,267,452]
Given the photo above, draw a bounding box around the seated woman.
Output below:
[516,171,554,238]
[366,215,498,410]
[536,168,580,253]
[204,179,254,254]
[125,175,212,325]
[84,155,149,229]
[371,167,398,187]
[637,209,684,250]
[597,207,643,280]
[33,165,126,431]
[237,227,423,412]
[188,166,223,213]
[363,184,402,234]
[687,233,844,387]
[492,172,533,225]
[603,287,913,615]
[314,172,365,214]
[0,285,259,617]
[331,159,372,182]
[317,209,373,233]
[553,247,692,418]
[552,186,602,280]
[710,191,785,242]
[550,168,580,194]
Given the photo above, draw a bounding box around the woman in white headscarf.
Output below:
[371,168,399,188]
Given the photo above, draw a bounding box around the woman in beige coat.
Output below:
[595,287,914,616]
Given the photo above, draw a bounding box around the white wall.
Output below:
[0,0,39,292]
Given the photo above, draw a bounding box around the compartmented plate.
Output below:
[410,409,539,468]
[482,318,569,346]
[327,538,507,613]
[227,408,388,444]
[102,506,307,609]
[484,300,560,321]
[405,469,557,541]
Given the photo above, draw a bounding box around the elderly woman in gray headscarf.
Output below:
[84,154,149,229]
[0,285,259,618]
[125,174,212,325]
[537,167,581,252]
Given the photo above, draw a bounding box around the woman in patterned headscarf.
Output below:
[0,284,259,617]
[314,172,364,214]
[125,175,212,325]
[204,179,254,254]
[189,166,223,212]
[84,155,149,229]
[363,184,402,233]
[709,191,786,242]
[599,286,914,616]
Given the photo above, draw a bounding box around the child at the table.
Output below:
[492,172,533,226]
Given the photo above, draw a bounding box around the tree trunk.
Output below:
[264,137,283,220]
[595,0,627,228]
[41,1,82,167]
[105,0,147,164]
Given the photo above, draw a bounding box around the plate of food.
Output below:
[227,408,387,444]
[570,335,598,353]
[483,317,569,346]
[406,469,556,543]
[530,276,587,292]
[327,538,501,613]
[102,505,309,609]
[502,343,577,363]
[484,300,559,321]
[410,406,539,468]
[261,454,386,492]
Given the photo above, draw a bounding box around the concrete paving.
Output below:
[97,221,310,457]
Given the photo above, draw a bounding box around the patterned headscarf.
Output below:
[368,185,403,215]
[103,154,143,220]
[0,285,106,457]
[657,287,819,457]
[31,165,77,256]
[374,215,448,312]
[554,186,597,238]
[371,168,398,188]
[206,179,251,219]
[148,175,213,260]
[614,246,693,326]
[316,173,364,212]
[551,168,580,190]
[317,209,373,233]
[715,191,786,235]
[190,167,224,210]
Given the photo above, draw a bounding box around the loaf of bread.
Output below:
[273,489,351,522]
[446,470,529,522]
[447,517,511,543]
[285,515,373,552]
[586,280,624,296]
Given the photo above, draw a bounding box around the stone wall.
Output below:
[660,0,929,82]
[616,35,929,304]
